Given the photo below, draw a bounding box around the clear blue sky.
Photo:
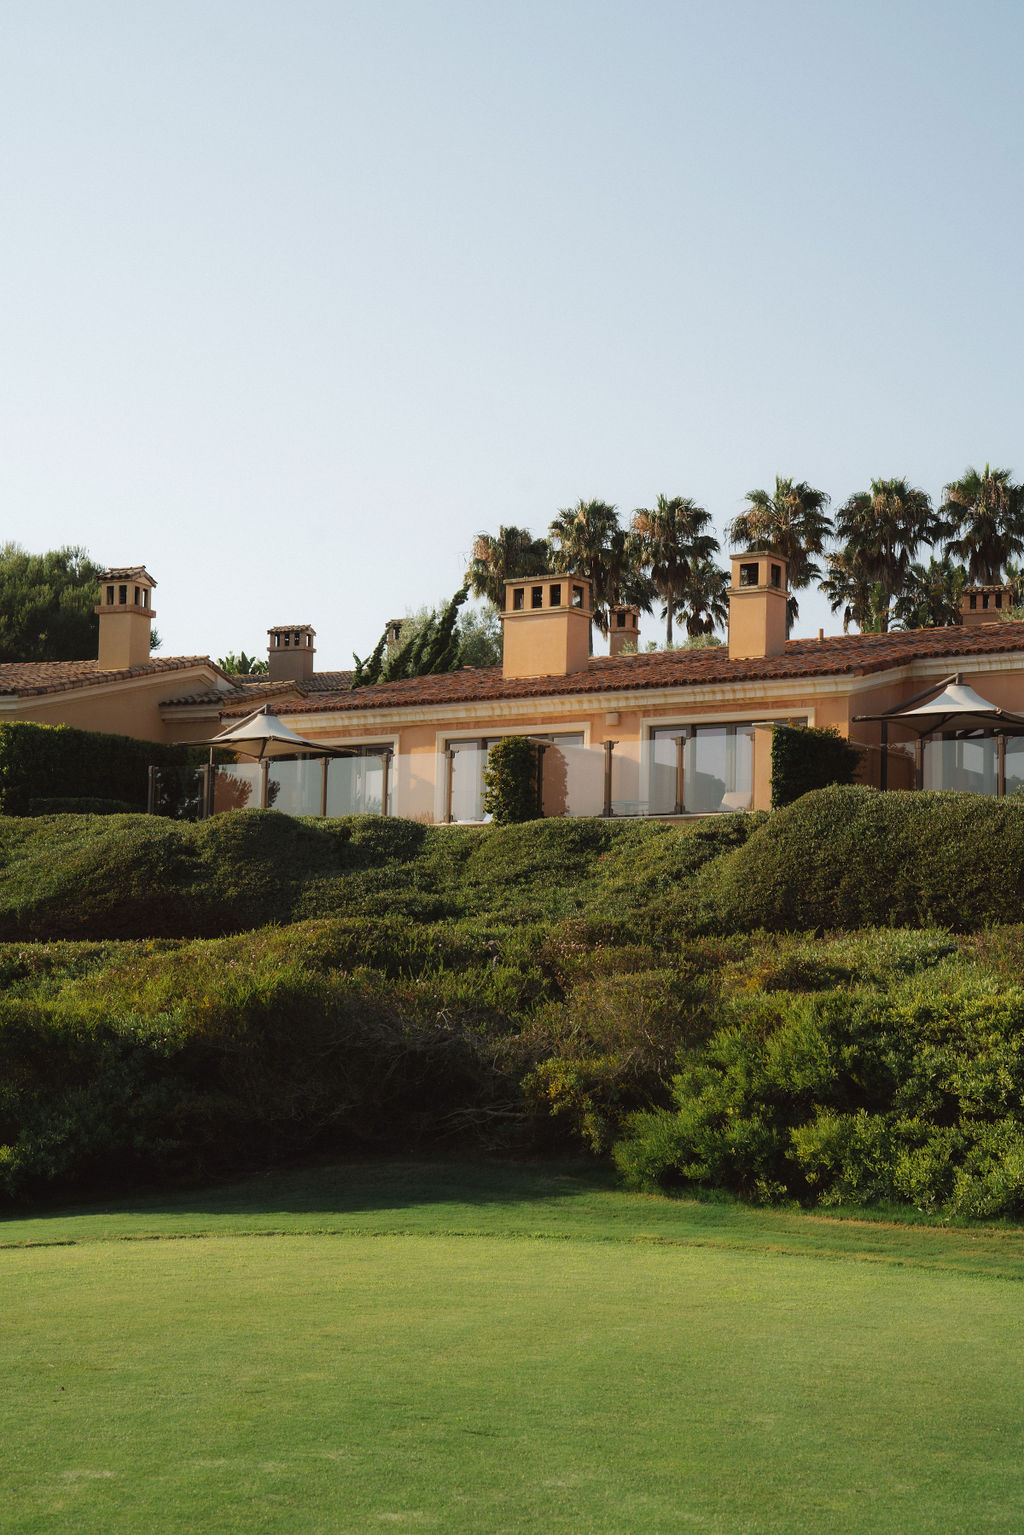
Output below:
[3,0,1023,663]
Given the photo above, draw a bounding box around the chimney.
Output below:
[608,606,641,656]
[500,574,592,678]
[727,551,788,660]
[95,566,156,669]
[961,585,1013,627]
[267,624,316,682]
[385,619,404,652]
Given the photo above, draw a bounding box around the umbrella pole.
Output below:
[261,759,269,810]
[880,720,888,791]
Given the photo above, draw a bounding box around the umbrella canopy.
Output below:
[855,675,1024,738]
[186,707,348,760]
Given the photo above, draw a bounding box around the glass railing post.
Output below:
[603,739,616,817]
[444,748,455,823]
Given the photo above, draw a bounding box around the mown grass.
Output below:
[4,1161,1024,1535]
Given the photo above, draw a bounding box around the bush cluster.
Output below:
[482,736,539,824]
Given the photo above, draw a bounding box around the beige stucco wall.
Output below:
[0,668,227,744]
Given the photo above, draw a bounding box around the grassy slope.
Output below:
[4,1162,1024,1535]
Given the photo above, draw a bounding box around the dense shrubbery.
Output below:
[7,800,1024,1216]
[1,789,1022,940]
[0,808,761,940]
[482,736,539,824]
[614,953,1024,1217]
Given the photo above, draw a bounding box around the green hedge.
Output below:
[690,784,1024,933]
[770,723,863,808]
[0,809,764,941]
[0,721,201,817]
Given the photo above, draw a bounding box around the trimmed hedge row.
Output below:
[0,721,201,816]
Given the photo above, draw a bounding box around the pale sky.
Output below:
[3,0,1023,665]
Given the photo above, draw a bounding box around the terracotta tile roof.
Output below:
[223,622,1024,717]
[0,656,219,699]
[159,670,355,710]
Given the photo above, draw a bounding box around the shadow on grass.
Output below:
[5,1156,621,1226]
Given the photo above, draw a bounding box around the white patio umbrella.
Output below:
[186,706,348,760]
[185,707,352,812]
[855,674,1024,791]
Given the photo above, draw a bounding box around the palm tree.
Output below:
[466,526,550,610]
[891,556,966,630]
[833,478,936,633]
[630,495,720,646]
[820,547,877,634]
[942,464,1024,584]
[727,477,832,631]
[548,499,652,638]
[678,557,730,638]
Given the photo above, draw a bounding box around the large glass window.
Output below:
[649,723,756,814]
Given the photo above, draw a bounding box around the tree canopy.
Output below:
[0,544,106,662]
[466,527,550,609]
[216,651,269,676]
[352,588,470,687]
[942,464,1024,585]
[630,494,720,645]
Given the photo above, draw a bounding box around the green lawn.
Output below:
[4,1162,1024,1533]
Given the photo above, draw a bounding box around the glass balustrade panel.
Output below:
[449,744,487,822]
[212,763,262,814]
[924,736,997,794]
[1005,738,1024,795]
[391,752,435,822]
[608,738,645,817]
[268,758,324,816]
[326,755,385,816]
[538,743,605,817]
